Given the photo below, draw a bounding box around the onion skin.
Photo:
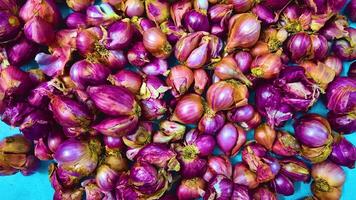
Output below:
[204,175,233,200]
[50,95,92,128]
[20,110,51,140]
[95,164,119,191]
[66,0,94,11]
[70,60,110,89]
[323,56,343,76]
[217,123,246,157]
[170,0,192,28]
[183,10,210,32]
[87,85,140,117]
[92,115,139,137]
[6,37,39,67]
[194,69,209,95]
[86,3,120,27]
[24,16,55,45]
[233,163,259,189]
[214,56,252,86]
[65,12,87,29]
[225,13,261,53]
[251,53,283,79]
[198,111,225,135]
[270,173,295,196]
[330,135,356,168]
[175,31,206,63]
[272,131,301,157]
[106,19,134,50]
[254,123,276,150]
[241,142,267,172]
[124,0,145,17]
[204,155,232,182]
[0,11,21,43]
[108,69,142,94]
[172,94,204,124]
[177,178,206,200]
[326,77,356,113]
[228,0,254,13]
[1,102,34,127]
[166,65,194,97]
[141,98,167,120]
[143,27,172,59]
[207,80,249,112]
[286,32,311,61]
[19,0,62,25]
[294,114,332,148]
[127,41,151,67]
[75,27,103,56]
[142,58,168,76]
[327,111,356,134]
[280,158,310,182]
[252,4,278,25]
[145,0,170,24]
[311,161,346,200]
[253,187,277,200]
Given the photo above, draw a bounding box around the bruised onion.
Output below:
[141,98,167,120]
[253,187,277,200]
[0,66,33,98]
[143,27,172,59]
[225,13,261,53]
[217,123,246,157]
[172,94,204,124]
[204,175,233,200]
[20,109,51,140]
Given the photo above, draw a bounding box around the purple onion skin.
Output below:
[127,41,151,67]
[204,175,233,200]
[136,143,178,170]
[183,10,210,32]
[129,161,163,195]
[330,136,356,168]
[103,136,124,149]
[1,102,34,127]
[92,115,139,137]
[280,157,310,182]
[232,184,250,199]
[24,16,55,45]
[227,105,254,123]
[270,173,295,196]
[234,51,252,74]
[286,32,311,61]
[70,60,110,89]
[346,0,356,22]
[106,19,133,50]
[6,37,39,66]
[327,111,356,134]
[65,12,87,28]
[181,157,207,178]
[333,39,356,61]
[0,11,21,43]
[20,110,51,140]
[326,77,356,113]
[198,112,225,135]
[252,4,277,25]
[294,114,331,148]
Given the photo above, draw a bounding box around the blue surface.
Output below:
[0,2,355,200]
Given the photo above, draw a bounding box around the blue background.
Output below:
[0,1,355,200]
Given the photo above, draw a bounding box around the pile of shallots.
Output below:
[0,0,355,199]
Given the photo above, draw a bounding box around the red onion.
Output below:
[252,4,278,25]
[86,3,120,27]
[207,80,248,112]
[35,47,72,77]
[140,75,170,99]
[208,4,233,24]
[102,50,128,70]
[1,102,34,127]
[250,53,283,79]
[166,65,194,97]
[177,178,206,200]
[311,161,346,200]
[124,0,145,17]
[198,111,225,135]
[183,10,210,32]
[203,155,232,182]
[19,0,61,25]
[217,123,246,157]
[20,109,51,140]
[270,173,295,196]
[233,163,259,189]
[131,17,156,34]
[170,0,192,28]
[172,94,204,124]
[65,12,87,29]
[47,129,66,153]
[185,36,211,68]
[145,0,170,24]
[141,98,167,120]
[92,115,139,137]
[327,111,356,134]
[54,137,101,177]
[228,0,254,13]
[309,34,328,61]
[142,58,168,76]
[66,0,93,11]
[103,135,124,149]
[280,157,310,182]
[143,27,172,59]
[96,164,119,191]
[160,20,186,44]
[70,60,110,89]
[175,31,205,63]
[87,85,140,117]
[326,77,356,113]
[0,11,21,43]
[286,32,312,61]
[234,51,252,74]
[241,142,267,172]
[225,13,261,53]
[127,41,151,67]
[272,131,301,157]
[330,135,356,168]
[76,27,103,56]
[82,179,110,200]
[232,184,250,199]
[24,16,55,45]
[294,114,332,148]
[193,69,209,95]
[34,139,52,160]
[213,56,252,86]
[323,56,343,76]
[0,66,34,98]
[204,175,233,200]
[254,123,276,150]
[108,69,142,94]
[106,19,134,50]
[5,37,39,66]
